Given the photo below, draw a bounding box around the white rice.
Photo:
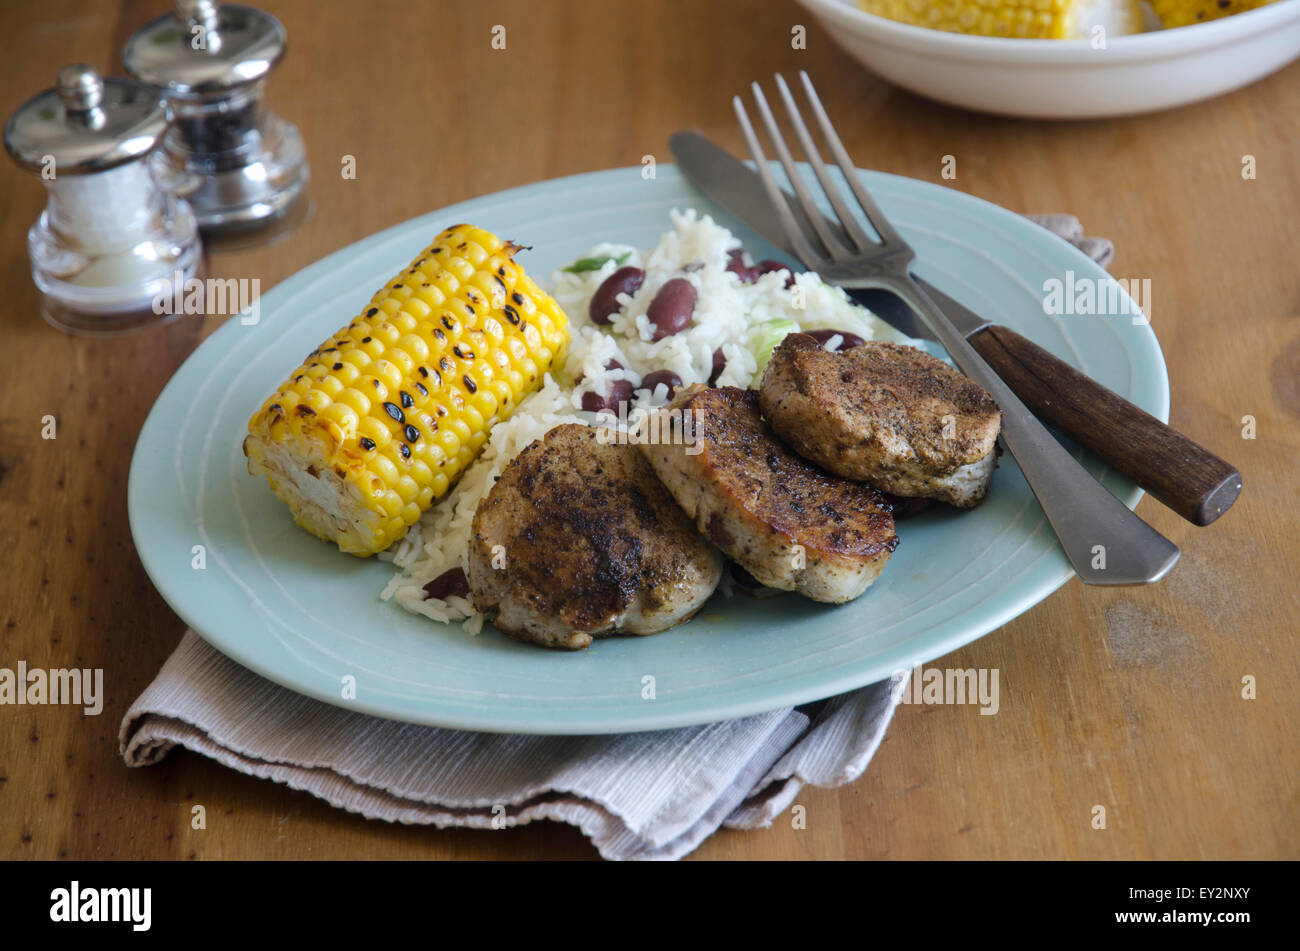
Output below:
[382,208,916,633]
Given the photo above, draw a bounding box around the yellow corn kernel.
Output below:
[858,0,1143,39]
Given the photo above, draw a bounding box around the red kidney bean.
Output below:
[725,249,758,283]
[756,259,796,289]
[639,369,682,398]
[589,266,645,325]
[805,328,866,351]
[608,378,634,409]
[709,347,726,386]
[581,365,635,415]
[647,278,696,341]
[423,567,469,601]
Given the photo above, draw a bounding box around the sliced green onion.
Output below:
[750,319,801,379]
[562,251,632,274]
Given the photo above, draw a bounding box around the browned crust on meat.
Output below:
[758,335,1002,503]
[468,423,721,648]
[639,385,897,603]
[671,386,897,559]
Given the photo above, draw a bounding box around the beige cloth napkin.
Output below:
[121,631,903,860]
[120,215,1112,861]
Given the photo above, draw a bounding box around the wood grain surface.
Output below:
[0,0,1296,861]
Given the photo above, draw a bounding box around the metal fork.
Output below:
[734,72,1179,585]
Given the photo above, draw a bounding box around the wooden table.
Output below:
[1,0,1295,861]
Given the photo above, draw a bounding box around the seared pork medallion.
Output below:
[759,334,1002,508]
[468,423,723,650]
[640,385,898,604]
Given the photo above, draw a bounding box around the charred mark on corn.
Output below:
[244,223,569,556]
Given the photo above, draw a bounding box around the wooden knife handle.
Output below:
[967,324,1242,526]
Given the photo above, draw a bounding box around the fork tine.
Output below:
[731,95,827,269]
[748,82,851,260]
[797,71,903,247]
[773,74,877,252]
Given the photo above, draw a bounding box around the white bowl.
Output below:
[796,0,1300,118]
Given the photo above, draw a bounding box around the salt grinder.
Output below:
[123,0,308,234]
[3,64,201,335]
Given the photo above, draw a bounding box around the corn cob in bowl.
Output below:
[1150,0,1274,27]
[244,224,568,556]
[856,0,1276,37]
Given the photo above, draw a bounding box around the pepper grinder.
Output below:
[3,64,201,335]
[123,0,308,235]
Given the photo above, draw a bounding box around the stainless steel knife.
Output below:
[668,131,1241,526]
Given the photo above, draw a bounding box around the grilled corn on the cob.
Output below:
[244,224,568,556]
[1149,0,1273,28]
[859,0,1274,36]
[858,0,1141,38]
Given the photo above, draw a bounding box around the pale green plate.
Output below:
[128,165,1168,734]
